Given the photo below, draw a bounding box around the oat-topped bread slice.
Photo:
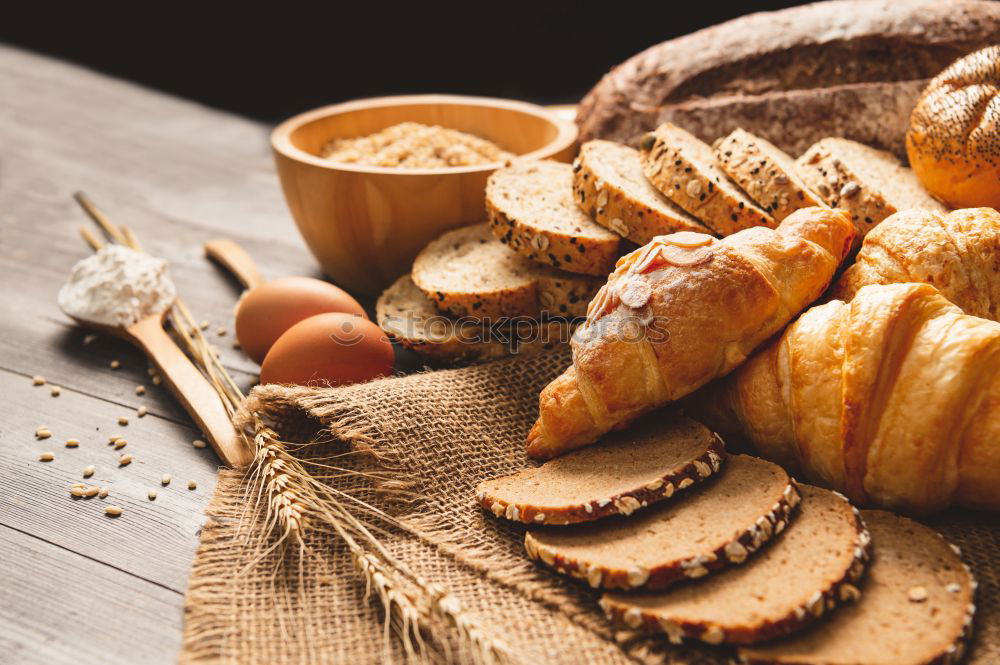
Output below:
[377,274,569,364]
[795,137,948,242]
[639,122,775,236]
[524,455,799,591]
[601,485,871,646]
[476,412,725,526]
[715,128,826,222]
[572,140,712,245]
[739,510,976,665]
[411,223,602,319]
[486,160,625,275]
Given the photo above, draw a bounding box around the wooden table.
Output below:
[0,45,325,664]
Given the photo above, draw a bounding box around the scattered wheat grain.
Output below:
[110,360,120,369]
[84,486,99,498]
[118,454,133,466]
[50,386,61,397]
[135,385,146,396]
[161,474,171,486]
[39,452,54,461]
[137,405,148,418]
[118,416,129,426]
[35,427,52,439]
[98,487,109,498]
[82,465,95,478]
[200,320,209,330]
[70,486,86,497]
[148,489,157,500]
[188,480,197,490]
[216,326,226,336]
[192,439,207,449]
[105,505,123,516]
[32,375,46,386]
[65,438,80,448]
[114,438,127,450]
[152,375,161,385]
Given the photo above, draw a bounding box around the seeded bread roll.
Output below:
[739,510,977,665]
[411,224,602,319]
[715,128,826,222]
[795,138,948,243]
[908,45,1000,209]
[486,160,625,275]
[524,455,799,591]
[376,274,569,364]
[640,123,775,236]
[572,140,711,245]
[601,485,871,646]
[476,412,725,525]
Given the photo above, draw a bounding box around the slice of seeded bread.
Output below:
[572,139,712,245]
[601,485,871,646]
[411,224,602,319]
[477,412,725,525]
[524,455,799,591]
[486,160,625,275]
[639,122,776,236]
[715,128,826,222]
[376,274,570,364]
[795,138,948,242]
[739,510,976,665]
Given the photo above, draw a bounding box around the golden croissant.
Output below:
[830,207,1000,321]
[696,282,1000,514]
[527,207,856,459]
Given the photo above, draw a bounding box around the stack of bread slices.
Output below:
[377,123,946,365]
[476,413,977,663]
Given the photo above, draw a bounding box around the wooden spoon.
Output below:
[69,308,253,468]
[204,239,265,290]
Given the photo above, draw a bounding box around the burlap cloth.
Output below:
[181,347,1000,664]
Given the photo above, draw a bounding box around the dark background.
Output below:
[1,2,806,123]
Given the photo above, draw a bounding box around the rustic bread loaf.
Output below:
[650,81,928,159]
[739,510,976,665]
[476,412,724,525]
[576,0,1000,149]
[486,160,624,276]
[715,128,826,222]
[524,455,799,591]
[572,140,711,245]
[640,123,775,235]
[795,138,948,242]
[411,224,602,319]
[600,485,871,646]
[908,45,1000,209]
[376,274,569,364]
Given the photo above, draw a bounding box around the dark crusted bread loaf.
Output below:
[739,510,977,665]
[600,485,871,646]
[576,0,1000,155]
[376,274,570,364]
[411,223,602,319]
[572,140,711,245]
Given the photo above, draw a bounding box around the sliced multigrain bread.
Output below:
[524,455,799,591]
[601,485,871,646]
[376,274,570,364]
[714,128,826,222]
[411,224,602,319]
[639,122,775,236]
[486,160,625,275]
[572,139,712,245]
[476,412,725,526]
[795,138,949,242]
[739,510,976,665]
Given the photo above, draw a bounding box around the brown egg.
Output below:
[235,276,366,364]
[259,312,393,386]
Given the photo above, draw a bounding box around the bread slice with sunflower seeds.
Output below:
[572,139,712,245]
[486,160,626,276]
[411,223,602,319]
[640,122,776,236]
[714,128,826,222]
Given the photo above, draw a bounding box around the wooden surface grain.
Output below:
[0,44,330,664]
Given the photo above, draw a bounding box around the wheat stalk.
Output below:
[73,193,523,665]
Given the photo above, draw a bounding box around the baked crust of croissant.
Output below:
[698,282,1000,514]
[527,207,855,459]
[830,207,1000,321]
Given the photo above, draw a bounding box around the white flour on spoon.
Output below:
[58,244,177,327]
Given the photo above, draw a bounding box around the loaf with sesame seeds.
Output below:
[572,139,712,245]
[640,123,775,236]
[715,128,826,222]
[739,510,976,665]
[523,455,799,591]
[411,223,601,319]
[485,160,626,276]
[477,412,725,526]
[795,138,948,244]
[601,485,871,646]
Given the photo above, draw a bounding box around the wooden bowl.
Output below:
[271,95,578,296]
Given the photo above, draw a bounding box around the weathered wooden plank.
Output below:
[0,524,183,665]
[0,367,219,591]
